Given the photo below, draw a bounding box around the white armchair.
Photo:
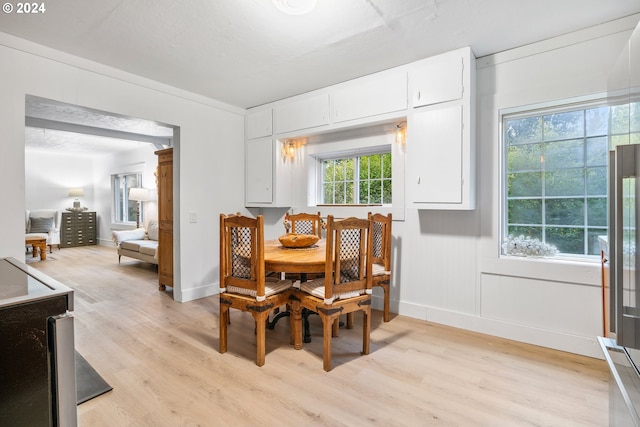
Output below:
[26,209,61,252]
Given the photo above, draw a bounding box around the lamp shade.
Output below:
[68,188,84,198]
[129,187,149,202]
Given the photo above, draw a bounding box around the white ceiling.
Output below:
[24,96,174,157]
[6,0,640,155]
[2,0,640,109]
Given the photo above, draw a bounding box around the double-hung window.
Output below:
[113,172,142,224]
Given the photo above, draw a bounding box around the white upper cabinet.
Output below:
[407,105,464,204]
[274,93,330,134]
[411,52,464,108]
[245,137,273,204]
[332,70,407,123]
[246,108,272,139]
[245,137,292,207]
[406,47,476,210]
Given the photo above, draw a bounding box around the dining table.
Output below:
[263,238,327,343]
[264,238,326,276]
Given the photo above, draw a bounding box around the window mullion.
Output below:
[357,157,360,204]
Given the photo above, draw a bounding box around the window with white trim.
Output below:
[112,172,142,224]
[502,99,639,259]
[320,151,391,205]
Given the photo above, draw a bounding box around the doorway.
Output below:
[24,95,178,297]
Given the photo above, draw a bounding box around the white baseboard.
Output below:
[397,300,603,359]
[179,283,218,303]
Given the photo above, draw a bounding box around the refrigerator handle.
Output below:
[48,311,77,427]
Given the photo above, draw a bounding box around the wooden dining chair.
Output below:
[285,211,323,238]
[369,212,392,322]
[219,213,296,366]
[283,211,324,282]
[344,212,392,328]
[297,215,373,371]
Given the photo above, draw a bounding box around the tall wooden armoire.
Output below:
[155,148,173,291]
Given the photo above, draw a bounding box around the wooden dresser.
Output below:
[155,148,173,291]
[60,211,97,248]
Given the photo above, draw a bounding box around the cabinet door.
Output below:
[246,108,273,139]
[332,70,407,123]
[155,148,173,289]
[274,93,330,134]
[157,162,173,223]
[158,226,173,284]
[408,104,464,205]
[246,137,273,204]
[412,54,463,108]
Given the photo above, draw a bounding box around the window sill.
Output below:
[111,222,138,230]
[480,254,601,286]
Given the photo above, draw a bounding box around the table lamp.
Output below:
[128,187,149,229]
[68,188,84,210]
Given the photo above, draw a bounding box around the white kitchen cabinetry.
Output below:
[406,47,476,210]
[407,105,464,205]
[245,46,476,210]
[246,137,273,204]
[245,137,292,207]
[246,108,272,139]
[274,93,330,134]
[332,70,407,123]
[412,50,464,108]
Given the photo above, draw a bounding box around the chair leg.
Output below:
[346,312,354,329]
[382,281,390,322]
[332,318,339,337]
[219,304,229,354]
[254,311,268,367]
[322,314,334,372]
[362,307,371,356]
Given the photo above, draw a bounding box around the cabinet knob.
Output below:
[417,176,421,184]
[417,91,421,101]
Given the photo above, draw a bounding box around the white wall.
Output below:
[25,149,96,212]
[0,32,245,303]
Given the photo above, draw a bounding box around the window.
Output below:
[321,152,391,205]
[113,172,142,223]
[503,99,639,258]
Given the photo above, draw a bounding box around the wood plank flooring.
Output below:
[27,245,609,426]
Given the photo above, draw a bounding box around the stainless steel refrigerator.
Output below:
[0,257,77,427]
[600,143,640,426]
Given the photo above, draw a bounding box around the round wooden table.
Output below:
[264,239,326,274]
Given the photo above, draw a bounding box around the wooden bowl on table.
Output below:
[278,233,319,248]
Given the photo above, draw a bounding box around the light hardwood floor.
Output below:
[27,245,609,426]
